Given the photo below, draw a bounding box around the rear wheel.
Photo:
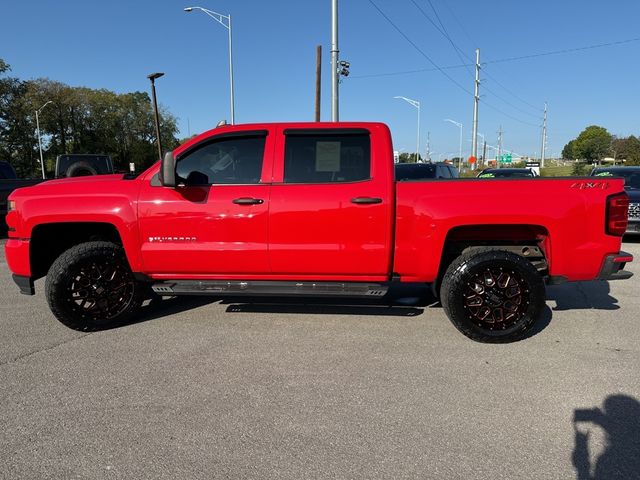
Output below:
[440,248,545,343]
[45,241,143,331]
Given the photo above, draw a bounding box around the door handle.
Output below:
[232,197,264,205]
[351,197,383,205]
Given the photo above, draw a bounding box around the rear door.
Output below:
[268,127,392,279]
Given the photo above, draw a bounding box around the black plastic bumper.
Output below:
[597,252,634,281]
[12,275,34,295]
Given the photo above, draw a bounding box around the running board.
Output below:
[151,280,389,297]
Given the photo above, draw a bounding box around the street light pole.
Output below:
[444,119,463,170]
[394,96,421,163]
[184,6,235,124]
[331,0,339,121]
[35,100,54,179]
[147,72,165,162]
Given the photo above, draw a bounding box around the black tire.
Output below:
[66,161,97,177]
[440,248,545,343]
[45,241,143,331]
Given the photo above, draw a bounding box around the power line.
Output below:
[351,63,468,79]
[352,35,640,80]
[409,0,474,79]
[386,0,542,118]
[367,0,540,128]
[419,0,542,117]
[367,0,474,96]
[485,36,640,64]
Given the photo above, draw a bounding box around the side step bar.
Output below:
[152,280,389,297]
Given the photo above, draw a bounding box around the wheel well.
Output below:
[436,224,550,293]
[30,222,123,280]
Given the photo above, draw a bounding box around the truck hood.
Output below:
[8,174,128,199]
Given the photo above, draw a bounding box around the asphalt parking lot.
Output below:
[1,238,639,479]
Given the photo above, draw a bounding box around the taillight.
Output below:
[606,192,629,236]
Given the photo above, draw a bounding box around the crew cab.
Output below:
[4,122,634,342]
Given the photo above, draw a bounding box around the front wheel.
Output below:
[440,248,545,343]
[45,241,144,331]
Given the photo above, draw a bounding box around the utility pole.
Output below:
[497,125,503,168]
[331,0,339,121]
[315,45,322,121]
[540,102,548,167]
[426,131,431,162]
[471,48,480,167]
[482,140,487,168]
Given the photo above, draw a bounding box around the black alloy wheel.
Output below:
[46,241,144,331]
[440,248,545,343]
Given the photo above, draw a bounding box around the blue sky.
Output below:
[2,0,640,160]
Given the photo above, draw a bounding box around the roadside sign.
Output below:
[468,156,477,164]
[499,153,512,164]
[526,161,540,176]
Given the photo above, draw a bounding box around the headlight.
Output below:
[7,200,16,212]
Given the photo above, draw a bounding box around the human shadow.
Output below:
[546,281,619,311]
[572,394,640,480]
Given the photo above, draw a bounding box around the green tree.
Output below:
[571,162,588,176]
[398,152,423,163]
[611,135,640,166]
[561,139,576,160]
[573,125,612,163]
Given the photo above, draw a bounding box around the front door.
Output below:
[138,129,273,276]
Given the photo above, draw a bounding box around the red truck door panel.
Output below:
[138,130,273,275]
[268,127,391,278]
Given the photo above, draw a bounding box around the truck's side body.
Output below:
[4,122,633,341]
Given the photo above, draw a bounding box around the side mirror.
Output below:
[160,151,176,187]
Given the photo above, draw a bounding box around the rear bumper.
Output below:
[597,251,634,281]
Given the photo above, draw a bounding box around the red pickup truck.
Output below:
[4,122,634,342]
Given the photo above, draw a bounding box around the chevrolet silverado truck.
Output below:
[4,122,634,342]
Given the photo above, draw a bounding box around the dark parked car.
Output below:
[395,162,459,181]
[591,166,640,235]
[477,168,538,178]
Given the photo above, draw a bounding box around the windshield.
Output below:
[479,169,534,178]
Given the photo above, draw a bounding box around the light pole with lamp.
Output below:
[147,72,165,162]
[184,6,235,124]
[444,119,462,170]
[35,100,54,179]
[394,96,420,163]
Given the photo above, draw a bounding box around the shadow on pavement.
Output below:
[546,281,619,311]
[572,394,640,480]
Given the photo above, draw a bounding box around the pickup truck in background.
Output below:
[4,122,634,342]
[55,154,115,178]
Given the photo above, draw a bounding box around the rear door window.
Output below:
[283,131,370,183]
